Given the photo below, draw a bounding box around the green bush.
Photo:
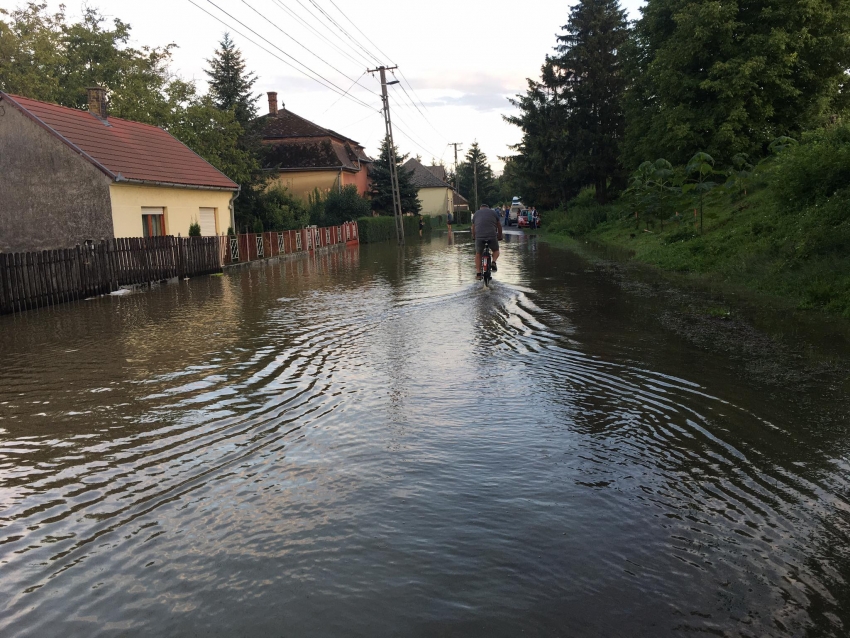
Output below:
[771,125,850,211]
[542,188,619,236]
[356,215,432,243]
[188,220,201,237]
[357,216,395,243]
[258,185,310,231]
[325,185,372,225]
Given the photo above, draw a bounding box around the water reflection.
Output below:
[0,237,848,637]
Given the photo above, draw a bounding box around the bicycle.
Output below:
[481,240,494,287]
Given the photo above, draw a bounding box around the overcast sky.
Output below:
[36,0,644,172]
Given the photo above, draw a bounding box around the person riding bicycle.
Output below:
[471,203,503,280]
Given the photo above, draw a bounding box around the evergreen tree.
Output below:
[622,0,850,167]
[506,0,629,205]
[456,142,500,209]
[370,138,421,215]
[205,33,258,126]
[549,0,629,203]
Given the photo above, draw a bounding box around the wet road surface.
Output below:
[1,231,848,637]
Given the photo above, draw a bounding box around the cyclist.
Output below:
[471,203,503,280]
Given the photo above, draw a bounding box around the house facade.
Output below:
[257,92,372,201]
[0,89,238,253]
[403,157,455,217]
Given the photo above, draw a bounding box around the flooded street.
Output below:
[1,232,849,637]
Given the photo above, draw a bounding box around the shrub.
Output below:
[771,125,850,211]
[542,188,614,236]
[356,215,432,243]
[357,216,395,243]
[325,185,372,225]
[188,220,201,237]
[259,185,309,231]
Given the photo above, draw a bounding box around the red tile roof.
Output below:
[3,93,237,190]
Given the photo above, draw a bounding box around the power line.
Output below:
[389,77,449,142]
[307,0,383,66]
[322,72,367,114]
[238,0,379,98]
[188,0,377,112]
[325,0,395,64]
[268,0,369,69]
[290,0,375,67]
[387,94,439,155]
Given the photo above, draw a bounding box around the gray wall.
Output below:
[0,99,114,253]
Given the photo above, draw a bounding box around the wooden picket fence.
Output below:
[0,236,221,315]
[0,222,359,316]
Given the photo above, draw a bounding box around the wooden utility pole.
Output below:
[450,142,462,193]
[368,65,404,245]
[473,157,479,211]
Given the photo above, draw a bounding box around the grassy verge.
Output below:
[540,174,850,319]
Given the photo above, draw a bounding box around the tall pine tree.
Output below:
[370,138,421,215]
[548,0,629,203]
[506,0,629,205]
[456,142,500,209]
[205,33,258,126]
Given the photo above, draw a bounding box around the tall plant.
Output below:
[683,152,719,233]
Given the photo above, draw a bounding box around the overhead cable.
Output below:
[238,0,379,98]
[325,0,396,65]
[306,0,383,65]
[292,0,376,67]
[188,0,377,111]
[269,0,370,69]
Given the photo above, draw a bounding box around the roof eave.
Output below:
[114,176,238,191]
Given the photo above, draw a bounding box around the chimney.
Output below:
[87,87,108,120]
[268,91,278,116]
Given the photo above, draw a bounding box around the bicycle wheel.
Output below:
[482,253,491,286]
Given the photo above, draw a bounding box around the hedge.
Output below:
[357,215,432,244]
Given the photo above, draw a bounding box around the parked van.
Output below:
[508,197,523,226]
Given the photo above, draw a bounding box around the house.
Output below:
[256,92,372,201]
[402,157,456,217]
[0,89,238,253]
[452,190,470,213]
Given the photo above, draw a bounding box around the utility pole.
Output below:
[368,65,404,245]
[473,158,479,212]
[450,142,463,193]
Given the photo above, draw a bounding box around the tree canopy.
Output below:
[505,0,850,207]
[205,33,258,127]
[456,142,500,209]
[370,138,421,215]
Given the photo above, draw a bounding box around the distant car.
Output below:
[518,209,540,229]
[517,209,531,228]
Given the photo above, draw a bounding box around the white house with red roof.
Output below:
[0,88,238,253]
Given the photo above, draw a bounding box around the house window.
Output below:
[199,207,217,236]
[141,207,165,238]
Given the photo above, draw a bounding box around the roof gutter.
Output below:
[264,166,359,174]
[0,91,117,181]
[113,175,237,191]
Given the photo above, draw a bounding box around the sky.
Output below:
[34,0,645,173]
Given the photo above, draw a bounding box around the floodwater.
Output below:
[1,231,848,637]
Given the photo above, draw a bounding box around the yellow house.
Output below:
[256,92,372,202]
[0,89,238,253]
[403,157,455,217]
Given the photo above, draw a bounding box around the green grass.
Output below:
[541,180,850,318]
